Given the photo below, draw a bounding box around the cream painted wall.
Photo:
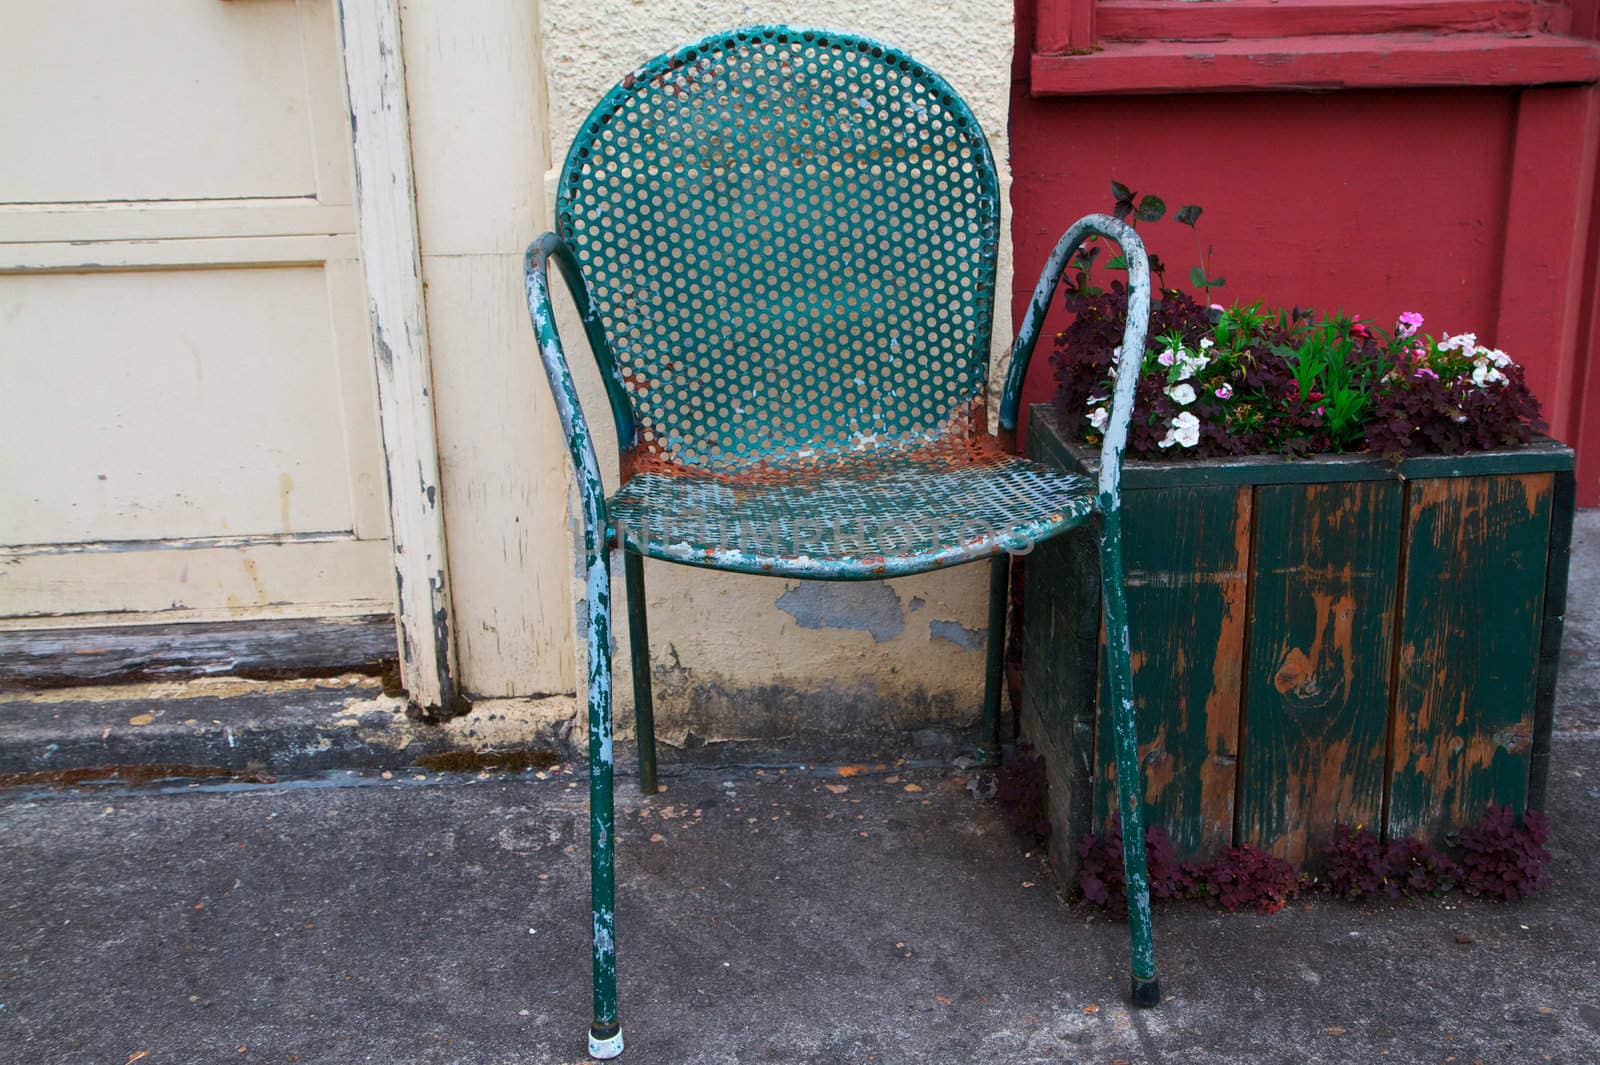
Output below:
[399,1,576,699]
[536,1,1020,739]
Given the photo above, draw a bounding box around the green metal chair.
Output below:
[523,26,1159,1058]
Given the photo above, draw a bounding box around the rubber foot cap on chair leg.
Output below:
[589,1024,624,1059]
[1131,976,1162,1009]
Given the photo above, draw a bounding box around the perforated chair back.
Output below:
[556,26,1002,472]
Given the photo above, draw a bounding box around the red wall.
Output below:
[1009,3,1600,503]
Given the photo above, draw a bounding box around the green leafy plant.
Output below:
[1173,202,1224,298]
[1069,180,1199,295]
[1054,294,1543,461]
[1271,313,1377,451]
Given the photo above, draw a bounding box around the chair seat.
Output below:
[608,440,1098,579]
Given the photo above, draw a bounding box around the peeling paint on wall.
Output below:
[929,618,987,651]
[775,582,906,643]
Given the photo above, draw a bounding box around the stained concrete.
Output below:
[4,741,1600,1065]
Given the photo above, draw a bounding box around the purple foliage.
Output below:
[994,745,1052,849]
[1051,287,1543,462]
[1456,806,1553,901]
[1322,825,1459,901]
[1075,819,1196,914]
[1076,819,1287,916]
[1203,845,1300,914]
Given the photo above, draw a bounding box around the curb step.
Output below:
[0,676,571,785]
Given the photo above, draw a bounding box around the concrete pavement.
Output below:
[1,512,1597,1064]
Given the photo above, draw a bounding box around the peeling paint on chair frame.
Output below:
[1008,211,1159,994]
[526,235,621,1043]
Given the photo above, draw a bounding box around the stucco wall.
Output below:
[538,0,1018,740]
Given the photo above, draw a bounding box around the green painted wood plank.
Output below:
[1028,406,1572,490]
[1023,420,1103,865]
[1091,484,1251,860]
[1387,474,1553,840]
[1529,469,1576,811]
[1396,441,1574,479]
[1238,481,1402,864]
[1020,524,1102,864]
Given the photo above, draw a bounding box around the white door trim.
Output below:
[335,0,460,718]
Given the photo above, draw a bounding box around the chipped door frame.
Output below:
[335,0,460,718]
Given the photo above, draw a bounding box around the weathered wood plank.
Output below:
[1031,33,1600,98]
[1239,481,1401,864]
[0,615,396,690]
[1529,469,1577,810]
[1095,0,1545,42]
[1034,406,1573,490]
[1020,523,1102,875]
[336,0,460,718]
[1388,474,1553,839]
[1093,484,1250,859]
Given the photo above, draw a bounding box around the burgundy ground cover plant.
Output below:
[1076,818,1296,916]
[1076,806,1552,915]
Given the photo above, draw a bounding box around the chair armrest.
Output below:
[998,213,1151,510]
[524,233,630,551]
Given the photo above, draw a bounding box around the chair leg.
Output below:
[1098,511,1161,1009]
[585,547,624,1059]
[623,550,658,795]
[980,553,1009,764]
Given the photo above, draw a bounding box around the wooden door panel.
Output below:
[0,0,390,626]
[1,2,324,203]
[2,266,357,544]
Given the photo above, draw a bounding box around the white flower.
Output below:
[1088,407,1109,431]
[1158,411,1201,449]
[1173,349,1210,381]
[1485,348,1512,368]
[1086,394,1109,406]
[1166,382,1197,405]
[1471,363,1508,388]
[1158,348,1177,368]
[1199,337,1215,351]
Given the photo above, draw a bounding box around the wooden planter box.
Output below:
[1022,404,1576,870]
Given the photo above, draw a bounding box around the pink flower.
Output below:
[1396,311,1424,338]
[1215,383,1233,400]
[1157,350,1176,367]
[1350,321,1370,340]
[1210,303,1226,312]
[1414,367,1439,380]
[1316,405,1325,416]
